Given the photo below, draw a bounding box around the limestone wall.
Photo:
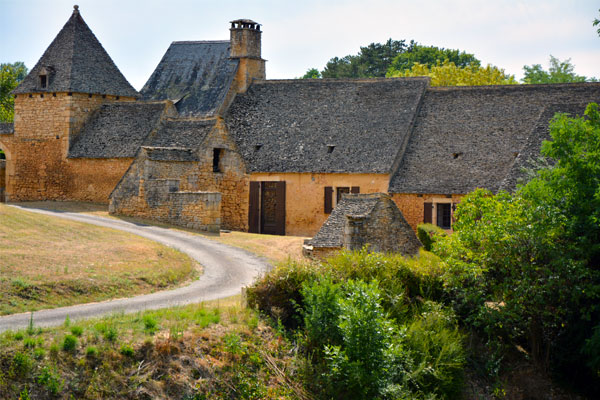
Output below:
[391,193,464,231]
[249,172,390,237]
[7,93,135,202]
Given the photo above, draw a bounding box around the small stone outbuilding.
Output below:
[305,193,422,259]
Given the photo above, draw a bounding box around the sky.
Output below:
[1,0,598,90]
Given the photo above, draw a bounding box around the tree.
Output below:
[0,62,28,122]
[301,68,321,79]
[389,60,516,86]
[522,55,596,84]
[594,9,600,36]
[435,103,600,390]
[388,42,479,73]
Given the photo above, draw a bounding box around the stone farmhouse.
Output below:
[1,6,599,237]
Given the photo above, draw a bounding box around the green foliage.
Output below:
[301,68,321,79]
[142,314,158,333]
[70,326,83,337]
[522,55,596,84]
[0,62,27,122]
[389,42,479,72]
[595,9,600,36]
[12,352,32,377]
[119,344,135,357]
[389,59,517,86]
[85,346,98,357]
[433,103,600,391]
[62,334,77,352]
[301,277,342,352]
[417,223,447,251]
[37,365,63,396]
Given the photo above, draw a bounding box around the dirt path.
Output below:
[0,206,271,332]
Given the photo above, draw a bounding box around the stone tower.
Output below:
[6,5,138,201]
[229,19,266,92]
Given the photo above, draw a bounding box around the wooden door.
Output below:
[248,181,286,235]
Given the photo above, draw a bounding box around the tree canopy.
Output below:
[0,62,28,122]
[594,9,600,36]
[388,60,517,86]
[522,55,596,84]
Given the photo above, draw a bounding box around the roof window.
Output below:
[452,152,463,159]
[254,144,263,151]
[327,145,335,154]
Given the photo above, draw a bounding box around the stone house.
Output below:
[1,6,599,235]
[305,193,422,259]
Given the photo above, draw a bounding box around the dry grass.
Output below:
[0,204,198,315]
[14,201,309,264]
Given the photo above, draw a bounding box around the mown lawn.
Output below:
[0,204,199,315]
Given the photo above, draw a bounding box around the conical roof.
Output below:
[13,6,138,97]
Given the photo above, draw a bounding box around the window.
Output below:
[424,200,454,230]
[324,186,360,213]
[40,74,47,89]
[436,203,451,229]
[336,187,350,204]
[213,148,223,173]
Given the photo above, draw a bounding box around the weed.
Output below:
[70,326,83,337]
[142,315,157,334]
[18,386,31,400]
[120,344,135,357]
[26,313,34,335]
[12,352,32,377]
[33,348,46,359]
[23,337,37,349]
[37,365,63,395]
[63,315,70,327]
[14,331,24,341]
[85,346,98,357]
[62,335,77,352]
[223,332,246,356]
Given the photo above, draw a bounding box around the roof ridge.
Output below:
[171,40,230,44]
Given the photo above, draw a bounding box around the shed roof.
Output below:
[310,194,380,248]
[226,78,429,173]
[141,41,239,117]
[13,7,137,97]
[69,102,168,158]
[0,123,14,135]
[389,83,600,194]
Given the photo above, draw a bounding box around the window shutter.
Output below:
[275,181,286,235]
[324,186,333,214]
[248,182,260,233]
[424,202,433,224]
[351,186,360,194]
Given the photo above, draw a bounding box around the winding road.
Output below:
[0,206,272,332]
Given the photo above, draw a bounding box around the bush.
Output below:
[70,326,83,337]
[119,344,135,357]
[85,346,98,357]
[37,365,63,395]
[417,223,447,251]
[62,334,77,352]
[143,315,158,334]
[12,352,32,377]
[301,277,342,353]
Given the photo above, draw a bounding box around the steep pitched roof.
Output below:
[310,194,380,248]
[141,41,239,117]
[498,103,588,191]
[68,102,168,158]
[226,78,429,173]
[0,123,13,135]
[13,7,138,97]
[389,83,600,194]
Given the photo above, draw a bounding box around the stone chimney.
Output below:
[229,19,266,92]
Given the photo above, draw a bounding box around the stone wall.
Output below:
[249,172,390,237]
[5,92,135,202]
[391,193,464,231]
[0,159,5,202]
[110,119,248,231]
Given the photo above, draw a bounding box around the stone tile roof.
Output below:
[226,78,429,173]
[0,123,14,135]
[69,102,168,158]
[144,119,215,148]
[310,194,380,248]
[141,41,239,117]
[389,83,600,194]
[498,103,588,191]
[144,147,200,162]
[13,7,138,97]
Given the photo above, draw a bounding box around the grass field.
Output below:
[15,201,309,264]
[0,204,199,315]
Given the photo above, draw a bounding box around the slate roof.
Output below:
[144,119,215,149]
[498,103,588,191]
[13,7,137,97]
[226,78,429,173]
[141,41,239,117]
[69,102,167,158]
[389,83,600,194]
[144,147,200,162]
[310,194,380,248]
[0,123,13,135]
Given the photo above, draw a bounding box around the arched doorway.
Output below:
[0,145,7,202]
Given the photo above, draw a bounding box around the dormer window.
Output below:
[39,67,49,89]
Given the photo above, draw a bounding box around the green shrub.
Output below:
[143,315,158,334]
[62,334,77,352]
[37,365,63,395]
[12,352,31,377]
[119,344,135,357]
[85,346,98,357]
[417,223,447,251]
[70,326,83,337]
[301,277,342,353]
[33,348,46,359]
